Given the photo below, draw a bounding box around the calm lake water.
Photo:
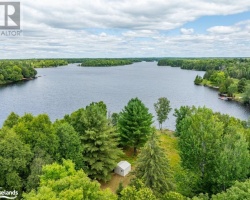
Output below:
[1,62,250,130]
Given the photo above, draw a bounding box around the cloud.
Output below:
[180,28,194,35]
[1,0,250,58]
[22,0,250,31]
[207,26,240,34]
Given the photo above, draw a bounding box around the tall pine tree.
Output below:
[81,102,123,181]
[134,132,173,196]
[118,97,153,154]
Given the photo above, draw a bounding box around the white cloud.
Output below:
[1,0,250,58]
[180,28,194,35]
[21,0,250,30]
[207,26,240,34]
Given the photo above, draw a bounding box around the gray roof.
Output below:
[117,161,131,169]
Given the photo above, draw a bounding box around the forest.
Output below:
[0,58,161,85]
[80,58,161,67]
[0,98,249,200]
[158,58,250,104]
[0,59,68,85]
[80,59,134,66]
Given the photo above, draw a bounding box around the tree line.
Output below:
[157,58,250,74]
[80,59,134,67]
[0,61,37,84]
[0,59,68,85]
[157,58,250,104]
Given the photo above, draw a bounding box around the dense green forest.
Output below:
[158,58,250,74]
[0,59,68,85]
[31,59,68,68]
[158,58,250,104]
[0,98,249,199]
[0,61,37,85]
[80,59,134,66]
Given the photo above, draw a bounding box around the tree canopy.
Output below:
[118,97,153,154]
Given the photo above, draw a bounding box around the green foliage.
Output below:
[116,182,124,197]
[192,193,209,200]
[0,129,33,190]
[0,61,37,84]
[65,108,86,133]
[111,112,120,127]
[134,133,173,196]
[118,97,153,154]
[209,71,226,86]
[23,160,117,200]
[211,179,250,200]
[81,59,133,67]
[31,59,68,68]
[54,122,83,169]
[242,84,250,104]
[194,75,203,85]
[3,112,19,128]
[69,102,123,181]
[0,59,68,85]
[173,106,195,137]
[177,106,250,194]
[13,113,59,158]
[154,97,172,130]
[26,148,53,192]
[237,78,247,93]
[158,59,225,71]
[120,179,157,200]
[158,58,250,80]
[162,191,186,200]
[219,78,234,94]
[174,169,200,197]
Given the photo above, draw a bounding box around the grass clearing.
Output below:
[158,129,181,172]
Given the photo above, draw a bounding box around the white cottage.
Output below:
[114,161,131,177]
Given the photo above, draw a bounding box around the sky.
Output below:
[1,0,250,59]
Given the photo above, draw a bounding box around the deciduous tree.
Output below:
[154,97,171,130]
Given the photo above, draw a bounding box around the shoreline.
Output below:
[196,83,244,104]
[0,76,38,86]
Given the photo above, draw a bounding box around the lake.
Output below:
[1,62,250,130]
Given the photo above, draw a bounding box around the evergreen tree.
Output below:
[81,102,123,181]
[116,182,124,197]
[154,97,171,130]
[134,133,173,196]
[118,97,153,154]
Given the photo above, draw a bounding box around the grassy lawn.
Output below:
[158,130,181,172]
[100,129,181,193]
